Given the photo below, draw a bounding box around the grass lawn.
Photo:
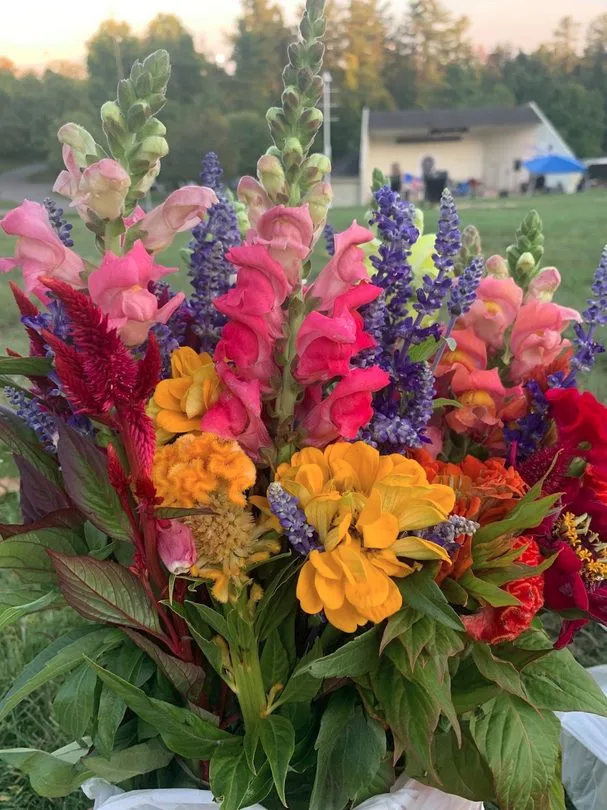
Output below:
[0,189,606,808]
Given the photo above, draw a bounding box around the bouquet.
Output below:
[1,2,607,808]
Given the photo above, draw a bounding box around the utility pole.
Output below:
[322,70,332,165]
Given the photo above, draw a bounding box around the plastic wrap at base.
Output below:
[83,777,484,810]
[560,664,607,810]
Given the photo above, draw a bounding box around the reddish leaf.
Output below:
[14,455,71,523]
[123,628,206,700]
[50,553,168,641]
[0,508,83,539]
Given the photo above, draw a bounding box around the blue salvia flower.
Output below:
[5,387,57,452]
[504,379,550,461]
[447,257,484,319]
[43,198,74,248]
[416,515,480,554]
[413,190,460,318]
[188,152,240,353]
[267,482,319,557]
[323,222,335,256]
[567,246,607,381]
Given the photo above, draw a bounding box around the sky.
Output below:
[1,0,606,70]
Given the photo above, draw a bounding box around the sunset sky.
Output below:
[1,0,605,69]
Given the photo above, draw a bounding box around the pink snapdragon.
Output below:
[446,366,524,436]
[295,283,381,385]
[136,186,218,253]
[249,205,314,286]
[435,327,487,376]
[300,367,390,447]
[156,520,196,575]
[307,222,375,312]
[87,240,185,346]
[525,267,561,302]
[78,159,131,220]
[214,314,278,393]
[0,200,85,299]
[237,176,272,228]
[509,300,582,381]
[201,363,271,459]
[459,276,523,352]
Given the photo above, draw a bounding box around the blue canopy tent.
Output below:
[523,154,586,174]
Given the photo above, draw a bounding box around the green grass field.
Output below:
[0,190,606,808]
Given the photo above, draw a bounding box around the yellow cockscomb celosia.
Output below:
[149,347,221,443]
[276,441,456,632]
[152,433,279,601]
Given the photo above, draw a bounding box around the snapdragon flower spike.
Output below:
[188,152,240,352]
[43,198,74,248]
[4,387,57,452]
[267,482,319,556]
[567,246,607,380]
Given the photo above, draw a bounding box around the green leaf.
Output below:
[0,742,91,798]
[409,336,440,362]
[87,659,234,759]
[261,629,290,691]
[397,567,464,631]
[451,656,500,714]
[471,642,528,702]
[155,506,214,519]
[547,767,566,810]
[84,739,174,782]
[95,644,145,758]
[396,613,435,670]
[0,590,58,631]
[459,570,521,607]
[53,663,98,739]
[433,397,463,409]
[0,356,53,376]
[373,657,441,773]
[0,528,85,584]
[0,626,121,722]
[380,605,421,652]
[51,554,166,639]
[210,743,253,810]
[185,600,230,640]
[301,626,381,679]
[0,406,62,487]
[351,759,395,807]
[123,628,206,700]
[310,690,386,810]
[522,648,607,716]
[254,557,300,641]
[57,422,132,541]
[470,693,561,810]
[274,639,322,707]
[473,493,560,546]
[259,714,295,805]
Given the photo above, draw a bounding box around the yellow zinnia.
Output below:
[277,441,456,632]
[149,347,221,444]
[152,433,279,601]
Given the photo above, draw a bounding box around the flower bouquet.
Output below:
[1,2,607,809]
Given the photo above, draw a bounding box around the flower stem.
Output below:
[228,600,266,730]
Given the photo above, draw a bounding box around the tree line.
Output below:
[1,0,607,187]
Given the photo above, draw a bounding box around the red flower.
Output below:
[463,537,545,644]
[545,387,607,468]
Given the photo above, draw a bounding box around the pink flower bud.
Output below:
[157,520,196,575]
[80,159,131,221]
[257,155,286,198]
[485,254,509,278]
[526,267,561,302]
[136,186,218,253]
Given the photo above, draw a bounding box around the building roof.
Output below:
[369,104,541,132]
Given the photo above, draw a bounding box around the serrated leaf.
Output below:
[57,422,132,541]
[274,639,322,708]
[397,613,435,670]
[0,590,58,632]
[0,742,91,798]
[301,626,380,679]
[473,493,560,546]
[123,628,206,700]
[84,739,174,782]
[522,648,607,716]
[210,743,252,810]
[0,626,121,722]
[470,693,561,810]
[451,656,501,714]
[380,605,421,652]
[88,659,234,759]
[0,406,61,487]
[14,456,70,523]
[372,657,440,776]
[259,714,295,805]
[53,663,98,739]
[471,642,528,702]
[310,690,386,810]
[51,553,166,640]
[397,567,464,630]
[261,629,290,691]
[351,759,395,807]
[459,570,521,607]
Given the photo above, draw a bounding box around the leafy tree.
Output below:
[86,20,142,108]
[228,110,271,176]
[143,14,203,104]
[581,13,607,151]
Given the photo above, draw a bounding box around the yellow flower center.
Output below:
[555,511,607,584]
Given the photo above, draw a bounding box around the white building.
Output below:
[350,102,581,205]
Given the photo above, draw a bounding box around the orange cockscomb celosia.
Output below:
[152,433,278,601]
[149,347,221,443]
[276,441,456,632]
